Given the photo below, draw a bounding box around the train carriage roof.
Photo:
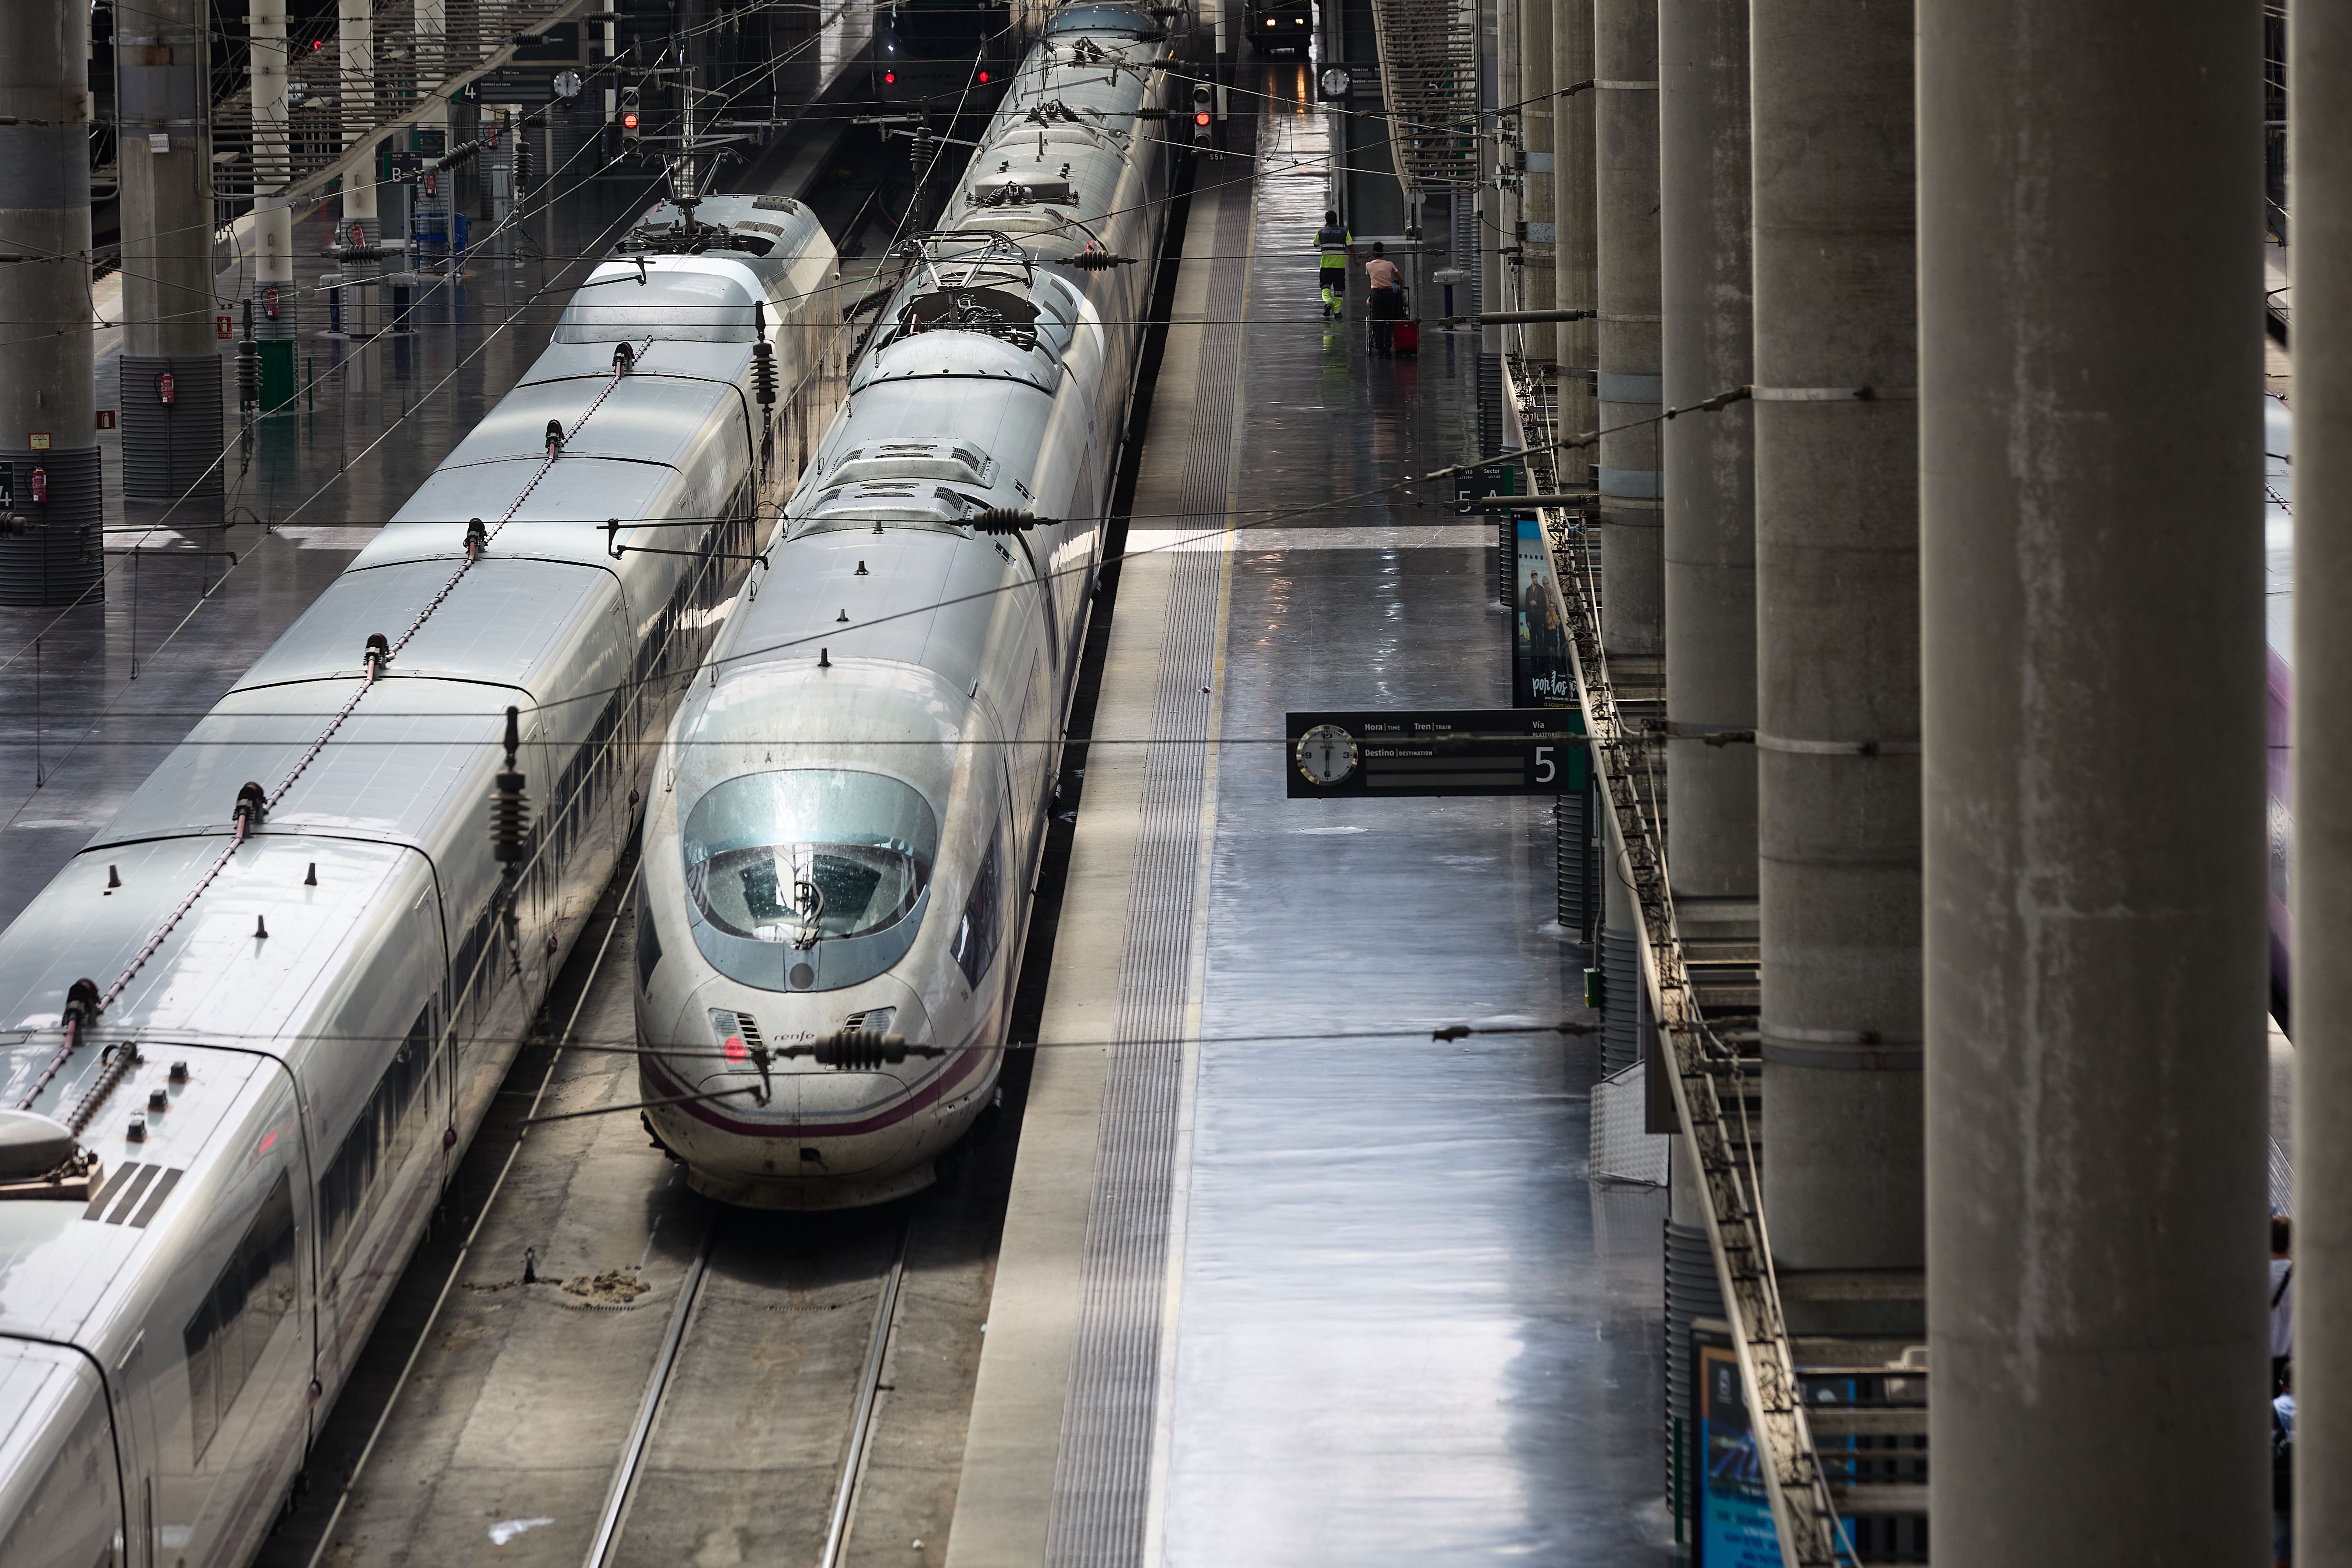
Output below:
[355,461,689,573]
[0,836,424,1048]
[231,557,617,693]
[84,685,532,856]
[426,372,744,476]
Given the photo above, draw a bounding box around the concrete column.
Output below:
[1496,0,1520,317]
[1552,0,1595,451]
[251,0,297,358]
[1519,0,1555,367]
[118,0,221,511]
[0,0,101,604]
[1658,0,1752,901]
[1592,0,1660,657]
[1751,0,1917,1269]
[2297,11,2352,1564]
[1920,1,2266,1560]
[339,0,379,334]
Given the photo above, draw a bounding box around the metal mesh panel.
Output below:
[119,355,225,509]
[1663,1215,1724,1525]
[0,448,104,607]
[1602,920,1640,1074]
[1590,1059,1667,1185]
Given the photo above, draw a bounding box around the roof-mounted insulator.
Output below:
[974,507,1042,534]
[233,781,268,833]
[753,340,778,407]
[795,1029,946,1070]
[910,124,935,169]
[490,707,530,866]
[62,977,99,1028]
[613,340,636,375]
[464,517,487,560]
[1068,249,1137,271]
[363,632,391,678]
[545,419,564,459]
[237,301,260,409]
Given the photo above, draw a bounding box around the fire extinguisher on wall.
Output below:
[29,468,49,506]
[157,371,177,406]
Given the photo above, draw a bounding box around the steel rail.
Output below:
[819,1219,914,1568]
[583,1218,720,1568]
[302,859,643,1568]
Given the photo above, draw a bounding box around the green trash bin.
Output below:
[259,338,297,413]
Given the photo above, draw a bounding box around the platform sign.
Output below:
[1693,1331,1781,1568]
[1286,708,1586,798]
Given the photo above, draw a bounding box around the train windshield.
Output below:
[682,771,939,943]
[555,271,759,344]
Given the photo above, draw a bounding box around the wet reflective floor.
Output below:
[1154,72,1671,1564]
[0,174,667,927]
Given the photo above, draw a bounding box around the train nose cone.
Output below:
[795,1068,921,1129]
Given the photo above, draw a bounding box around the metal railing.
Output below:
[1363,0,1479,193]
[1501,353,1860,1568]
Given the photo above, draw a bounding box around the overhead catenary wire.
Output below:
[0,38,1558,825]
[0,22,860,811]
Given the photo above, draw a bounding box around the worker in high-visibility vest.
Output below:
[1316,209,1354,318]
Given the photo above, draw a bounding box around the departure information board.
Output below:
[1284,708,1588,798]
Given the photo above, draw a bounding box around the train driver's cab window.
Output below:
[683,771,939,945]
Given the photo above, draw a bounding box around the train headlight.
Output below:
[709,1007,760,1062]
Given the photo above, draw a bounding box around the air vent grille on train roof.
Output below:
[972,175,1078,206]
[820,442,994,488]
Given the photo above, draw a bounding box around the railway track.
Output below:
[268,857,1006,1568]
[583,1212,916,1568]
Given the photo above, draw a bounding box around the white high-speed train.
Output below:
[632,2,1187,1207]
[0,194,839,1566]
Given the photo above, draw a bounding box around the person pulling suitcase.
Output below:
[1365,243,1406,355]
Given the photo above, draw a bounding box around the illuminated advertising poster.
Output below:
[1696,1341,1781,1567]
[1513,517,1574,708]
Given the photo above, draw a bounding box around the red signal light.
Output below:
[1194,110,1213,127]
[621,110,639,129]
[724,1034,749,1062]
[883,69,897,84]
[978,69,990,82]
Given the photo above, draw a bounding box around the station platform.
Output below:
[946,75,1671,1567]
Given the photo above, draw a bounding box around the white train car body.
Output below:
[0,196,840,1568]
[634,5,1183,1207]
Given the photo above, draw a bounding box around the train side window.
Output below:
[950,835,1003,988]
[183,1172,297,1461]
[319,1006,434,1268]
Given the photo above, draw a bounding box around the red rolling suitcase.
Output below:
[1392,319,1420,357]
